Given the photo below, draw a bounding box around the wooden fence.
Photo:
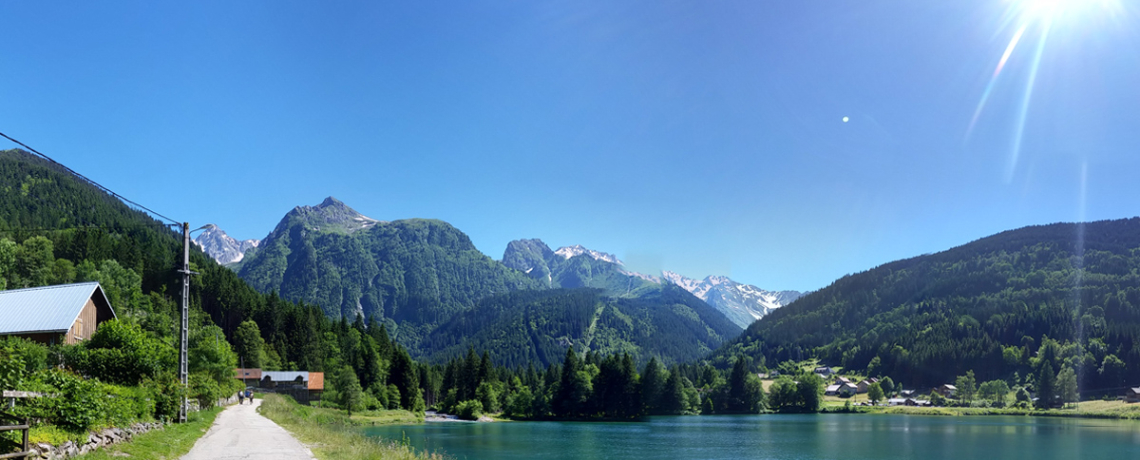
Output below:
[0,391,42,459]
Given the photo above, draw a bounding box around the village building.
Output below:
[0,282,116,345]
[933,384,957,398]
[825,382,858,397]
[1123,387,1140,403]
[814,367,835,377]
[234,368,324,404]
[857,378,879,394]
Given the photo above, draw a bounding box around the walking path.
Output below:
[182,399,315,460]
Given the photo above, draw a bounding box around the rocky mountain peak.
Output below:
[193,226,260,265]
[280,196,380,235]
[554,245,623,265]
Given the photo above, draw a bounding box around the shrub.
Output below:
[189,372,224,409]
[102,384,154,426]
[65,320,176,385]
[454,400,483,421]
[19,369,104,431]
[145,377,187,422]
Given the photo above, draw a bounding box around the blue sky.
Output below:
[2,0,1138,292]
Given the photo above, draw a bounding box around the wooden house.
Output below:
[1124,387,1140,403]
[0,282,116,345]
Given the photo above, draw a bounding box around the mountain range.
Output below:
[200,201,800,332]
[224,197,792,361]
[661,271,803,328]
[501,238,801,328]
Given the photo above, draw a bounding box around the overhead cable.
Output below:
[0,131,182,225]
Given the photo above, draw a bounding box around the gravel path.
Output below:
[182,399,316,460]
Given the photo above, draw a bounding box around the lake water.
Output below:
[364,414,1140,460]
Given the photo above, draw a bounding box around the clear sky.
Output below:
[2,0,1138,292]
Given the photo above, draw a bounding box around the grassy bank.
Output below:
[258,394,445,460]
[823,400,1140,420]
[81,406,224,460]
[351,409,423,426]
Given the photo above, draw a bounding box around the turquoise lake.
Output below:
[365,414,1140,460]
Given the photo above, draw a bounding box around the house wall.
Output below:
[65,298,99,344]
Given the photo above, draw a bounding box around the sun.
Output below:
[1012,0,1121,20]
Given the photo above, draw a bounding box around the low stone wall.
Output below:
[28,421,165,459]
[24,398,239,458]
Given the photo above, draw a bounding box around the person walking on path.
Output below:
[238,392,244,405]
[182,399,315,460]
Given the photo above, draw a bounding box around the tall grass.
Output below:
[258,394,447,460]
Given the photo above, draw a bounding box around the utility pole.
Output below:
[179,222,190,423]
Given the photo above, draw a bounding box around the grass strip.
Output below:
[823,400,1140,420]
[81,406,224,460]
[258,394,446,460]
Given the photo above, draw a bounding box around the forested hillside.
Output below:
[714,218,1140,391]
[424,285,743,367]
[0,149,338,370]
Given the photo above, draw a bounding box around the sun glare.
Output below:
[1013,0,1121,20]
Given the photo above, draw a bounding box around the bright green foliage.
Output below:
[880,376,895,395]
[65,319,176,386]
[233,320,264,370]
[978,380,1010,405]
[1056,366,1079,405]
[454,400,483,420]
[868,382,885,404]
[507,386,534,418]
[335,367,364,416]
[188,372,225,409]
[189,325,239,386]
[768,372,823,413]
[476,381,499,413]
[955,370,977,403]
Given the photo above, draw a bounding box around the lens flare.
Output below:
[966,23,1028,139]
[971,0,1124,182]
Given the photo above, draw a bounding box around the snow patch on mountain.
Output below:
[554,245,623,265]
[662,271,802,328]
[193,226,260,265]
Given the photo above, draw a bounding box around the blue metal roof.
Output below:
[261,371,310,382]
[0,282,115,335]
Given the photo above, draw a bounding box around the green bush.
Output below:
[454,400,483,420]
[0,344,26,391]
[65,320,176,386]
[145,377,187,422]
[0,336,49,374]
[18,369,104,431]
[102,384,154,426]
[189,372,224,409]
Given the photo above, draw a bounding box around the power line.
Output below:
[0,131,182,226]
